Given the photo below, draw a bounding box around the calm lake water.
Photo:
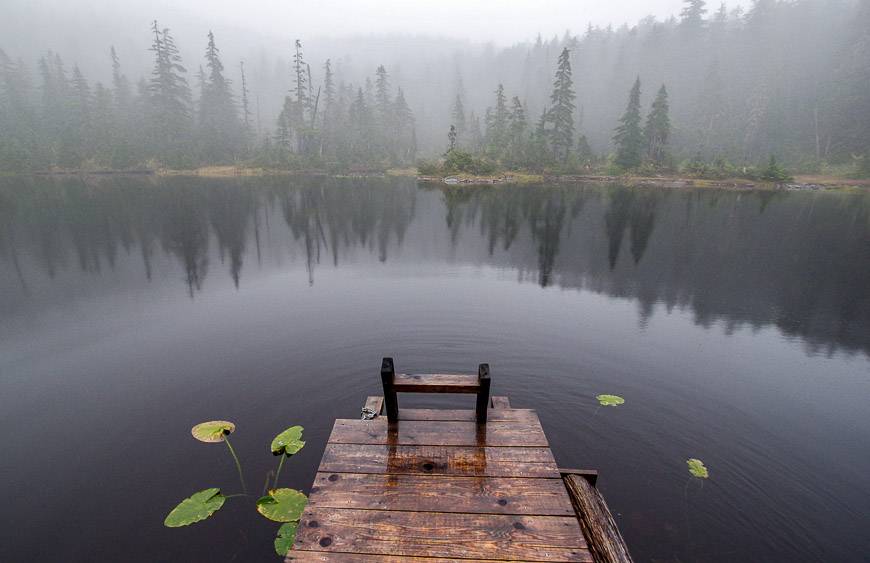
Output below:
[1,176,869,562]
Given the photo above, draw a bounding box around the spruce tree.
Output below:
[508,96,527,166]
[148,21,193,166]
[393,87,415,163]
[613,77,644,170]
[643,84,671,165]
[680,0,708,30]
[486,84,509,156]
[548,47,576,162]
[451,94,466,139]
[199,31,241,162]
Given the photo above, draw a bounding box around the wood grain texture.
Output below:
[308,472,575,516]
[397,408,535,422]
[563,474,633,563]
[491,396,512,409]
[393,373,481,393]
[293,508,591,562]
[362,396,383,416]
[317,443,559,478]
[327,418,549,447]
[287,553,547,562]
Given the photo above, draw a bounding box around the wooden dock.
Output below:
[286,359,631,562]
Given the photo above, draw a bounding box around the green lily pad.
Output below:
[271,425,305,456]
[256,488,308,522]
[687,458,709,479]
[274,522,299,556]
[191,420,236,443]
[596,394,625,406]
[164,488,225,527]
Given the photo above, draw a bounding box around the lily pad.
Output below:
[274,522,299,556]
[256,488,308,522]
[687,458,709,479]
[191,420,236,443]
[596,394,625,407]
[271,425,305,456]
[164,488,225,527]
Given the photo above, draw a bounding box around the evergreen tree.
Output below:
[393,87,415,163]
[110,46,131,112]
[447,125,457,152]
[613,77,644,169]
[643,84,671,165]
[148,21,193,166]
[451,94,466,139]
[198,31,241,162]
[507,96,527,165]
[239,61,253,144]
[680,0,708,30]
[485,84,509,156]
[548,47,576,162]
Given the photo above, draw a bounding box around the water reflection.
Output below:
[1,176,869,357]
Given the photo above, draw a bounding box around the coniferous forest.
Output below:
[1,0,869,177]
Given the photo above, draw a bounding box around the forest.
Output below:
[0,0,869,177]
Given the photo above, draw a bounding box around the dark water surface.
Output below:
[1,176,869,562]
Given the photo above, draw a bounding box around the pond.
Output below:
[1,176,868,562]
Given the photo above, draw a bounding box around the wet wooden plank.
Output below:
[287,553,542,562]
[398,407,535,422]
[491,396,512,409]
[318,443,559,478]
[327,419,548,447]
[393,373,480,393]
[308,472,575,516]
[362,396,383,416]
[293,508,591,561]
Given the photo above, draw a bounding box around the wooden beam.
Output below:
[327,419,549,447]
[558,468,598,487]
[476,363,491,424]
[380,358,398,422]
[562,474,633,563]
[491,396,512,409]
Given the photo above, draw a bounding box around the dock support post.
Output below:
[476,363,491,424]
[381,357,399,422]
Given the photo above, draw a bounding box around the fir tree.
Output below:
[199,31,241,162]
[547,47,576,162]
[447,125,457,152]
[680,0,708,30]
[451,94,466,139]
[486,84,509,156]
[508,96,527,165]
[613,77,644,169]
[643,84,671,165]
[393,87,415,163]
[148,21,193,166]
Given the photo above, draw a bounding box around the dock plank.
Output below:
[288,553,547,562]
[293,508,591,562]
[327,419,549,447]
[392,373,481,393]
[317,443,559,478]
[398,408,535,422]
[308,472,575,516]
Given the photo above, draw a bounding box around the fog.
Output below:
[1,0,868,172]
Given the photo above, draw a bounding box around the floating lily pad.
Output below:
[596,394,625,406]
[271,425,305,456]
[164,488,225,527]
[687,458,709,479]
[256,488,308,522]
[191,420,236,443]
[274,522,299,556]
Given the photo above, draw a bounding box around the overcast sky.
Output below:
[9,0,751,46]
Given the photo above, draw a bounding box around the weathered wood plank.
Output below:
[327,419,548,447]
[363,396,383,417]
[398,408,535,422]
[491,396,512,409]
[293,508,591,561]
[287,553,544,562]
[308,472,575,516]
[317,444,559,478]
[393,373,481,393]
[563,474,633,563]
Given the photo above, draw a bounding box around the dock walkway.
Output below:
[287,359,629,562]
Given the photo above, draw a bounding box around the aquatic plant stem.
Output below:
[223,435,247,494]
[262,469,275,496]
[273,455,286,489]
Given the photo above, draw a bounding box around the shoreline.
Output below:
[6,166,868,191]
